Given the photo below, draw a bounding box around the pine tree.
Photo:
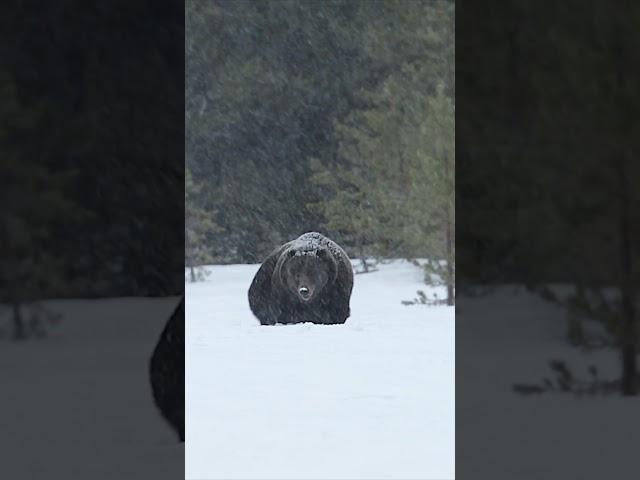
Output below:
[185,167,218,282]
[309,156,385,271]
[502,3,640,396]
[310,65,455,303]
[1,70,79,339]
[406,87,455,305]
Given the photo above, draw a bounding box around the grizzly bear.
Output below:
[248,232,354,325]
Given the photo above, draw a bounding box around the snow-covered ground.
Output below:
[186,260,455,480]
[10,269,631,478]
[457,286,638,480]
[0,297,184,480]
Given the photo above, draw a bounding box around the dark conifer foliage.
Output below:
[1,0,184,337]
[1,1,184,476]
[186,0,455,301]
[457,2,640,395]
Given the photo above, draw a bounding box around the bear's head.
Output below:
[276,248,337,304]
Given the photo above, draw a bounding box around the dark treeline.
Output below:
[457,2,640,394]
[2,1,183,338]
[459,2,639,286]
[186,0,455,300]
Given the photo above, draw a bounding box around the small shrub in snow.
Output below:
[1,302,61,341]
[513,359,625,397]
[186,266,211,283]
[353,257,379,275]
[402,290,449,307]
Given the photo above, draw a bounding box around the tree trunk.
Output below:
[361,258,368,273]
[190,265,196,283]
[617,161,637,396]
[445,216,454,306]
[359,240,368,273]
[13,302,26,341]
[621,344,637,396]
[444,152,455,306]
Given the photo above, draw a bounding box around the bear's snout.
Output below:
[298,286,311,300]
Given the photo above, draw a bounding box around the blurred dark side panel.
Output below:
[0,1,184,479]
[457,1,639,479]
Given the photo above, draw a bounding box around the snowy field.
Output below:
[186,260,455,480]
[457,287,639,480]
[0,297,184,480]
